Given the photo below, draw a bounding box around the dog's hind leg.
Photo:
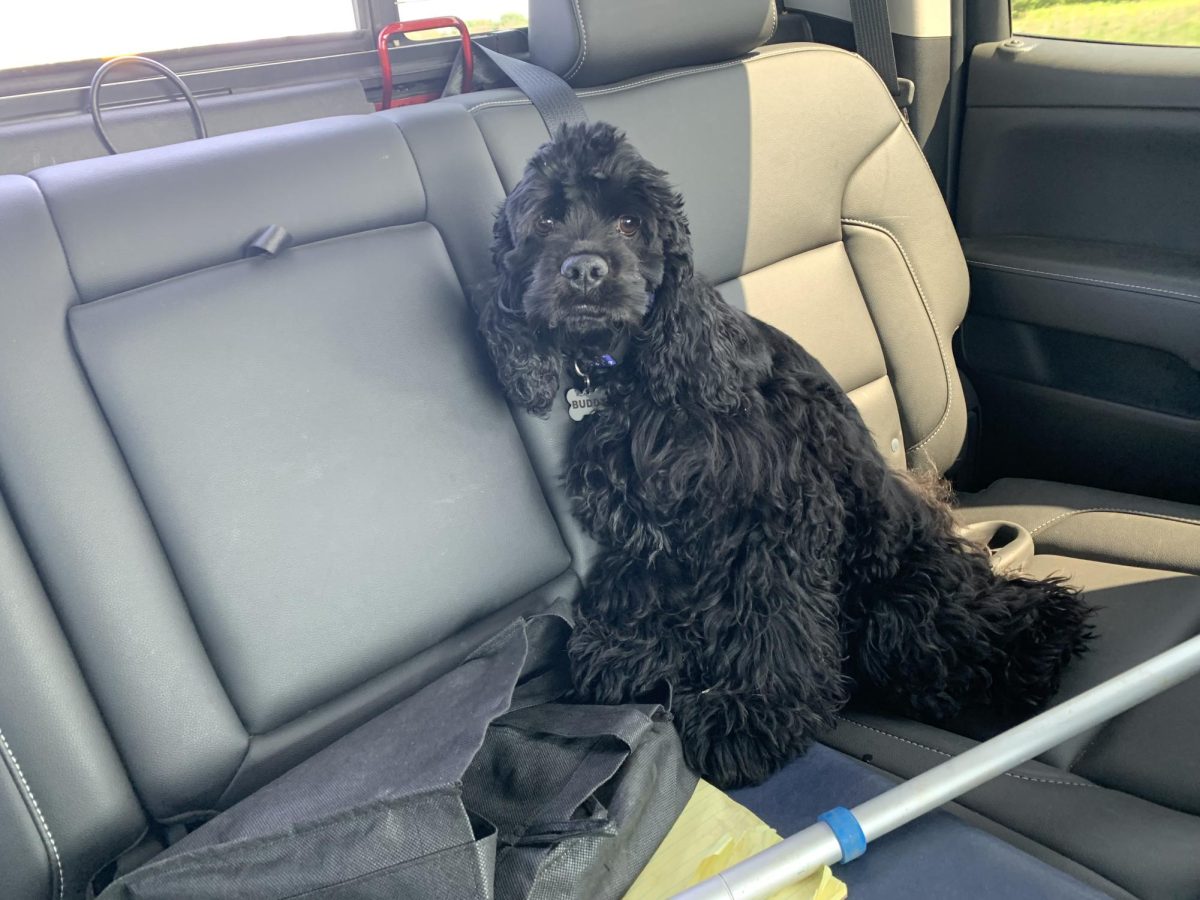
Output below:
[842,469,1093,721]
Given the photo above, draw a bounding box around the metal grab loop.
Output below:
[89,55,208,155]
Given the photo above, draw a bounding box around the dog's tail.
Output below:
[972,570,1094,714]
[846,471,1094,722]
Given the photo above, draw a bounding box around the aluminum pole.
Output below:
[676,632,1200,900]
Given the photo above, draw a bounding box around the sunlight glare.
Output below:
[1,0,359,70]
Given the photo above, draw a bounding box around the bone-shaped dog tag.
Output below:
[566,387,607,421]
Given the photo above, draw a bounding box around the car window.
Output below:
[1012,0,1200,48]
[395,0,528,40]
[1,1,359,70]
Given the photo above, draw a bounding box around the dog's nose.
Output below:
[560,253,609,292]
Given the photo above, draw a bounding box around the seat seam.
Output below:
[834,716,1098,788]
[27,176,86,303]
[840,218,954,456]
[727,236,846,289]
[966,259,1200,303]
[564,0,588,80]
[0,727,64,900]
[75,222,428,310]
[1069,728,1107,772]
[1030,507,1200,537]
[65,312,255,754]
[467,44,862,113]
[846,372,891,396]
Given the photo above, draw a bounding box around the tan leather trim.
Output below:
[841,218,954,456]
[847,375,906,468]
[740,48,897,273]
[1031,508,1200,537]
[956,479,1200,575]
[735,242,889,391]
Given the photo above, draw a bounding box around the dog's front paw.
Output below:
[671,690,825,789]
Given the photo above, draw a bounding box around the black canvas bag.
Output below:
[100,606,696,900]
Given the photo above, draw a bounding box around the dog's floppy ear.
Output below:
[478,209,561,417]
[637,182,743,413]
[651,179,694,295]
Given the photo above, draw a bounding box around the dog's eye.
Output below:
[535,216,556,235]
[616,215,641,237]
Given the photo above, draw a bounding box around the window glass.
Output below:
[1,0,358,71]
[1012,0,1200,47]
[394,0,528,40]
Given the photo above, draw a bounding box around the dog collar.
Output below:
[566,326,633,393]
[571,352,618,392]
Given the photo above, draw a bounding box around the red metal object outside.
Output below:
[387,92,442,108]
[377,17,473,110]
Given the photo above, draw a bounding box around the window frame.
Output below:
[0,0,530,127]
[0,0,527,125]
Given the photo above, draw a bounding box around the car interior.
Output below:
[0,0,1197,898]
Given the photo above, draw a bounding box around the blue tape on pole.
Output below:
[817,806,868,863]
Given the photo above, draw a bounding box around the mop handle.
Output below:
[676,632,1200,899]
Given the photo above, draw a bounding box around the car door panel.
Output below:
[957,38,1200,502]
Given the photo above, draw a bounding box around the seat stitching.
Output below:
[1069,728,1107,772]
[1030,507,1200,537]
[966,259,1200,303]
[840,218,954,455]
[767,1,780,42]
[564,0,588,80]
[835,714,954,757]
[467,45,861,113]
[0,727,64,900]
[834,716,1098,788]
[465,98,542,113]
[1000,771,1098,787]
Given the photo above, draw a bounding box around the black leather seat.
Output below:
[0,1,1196,897]
[0,111,577,898]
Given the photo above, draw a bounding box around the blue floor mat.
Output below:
[731,744,1109,900]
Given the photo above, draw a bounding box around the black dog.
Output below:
[478,122,1092,789]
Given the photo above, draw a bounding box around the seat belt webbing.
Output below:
[848,0,913,117]
[474,44,588,136]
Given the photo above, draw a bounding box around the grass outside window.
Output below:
[1012,0,1200,47]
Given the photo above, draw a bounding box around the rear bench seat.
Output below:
[0,112,578,897]
[0,1,1195,897]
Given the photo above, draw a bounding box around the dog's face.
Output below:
[481,123,701,416]
[494,123,682,347]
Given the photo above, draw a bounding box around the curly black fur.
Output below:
[478,122,1093,789]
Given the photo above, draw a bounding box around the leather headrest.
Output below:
[528,0,778,88]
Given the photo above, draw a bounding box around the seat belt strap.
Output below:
[474,44,588,137]
[848,0,914,118]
